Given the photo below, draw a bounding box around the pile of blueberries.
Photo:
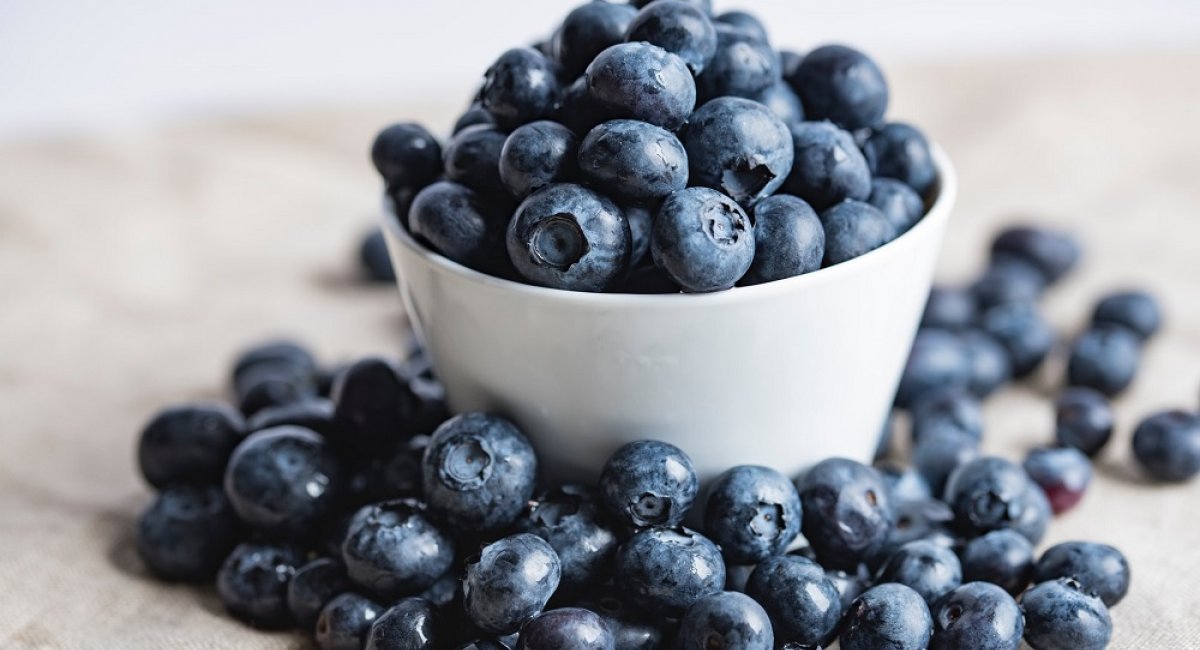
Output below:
[371,0,937,293]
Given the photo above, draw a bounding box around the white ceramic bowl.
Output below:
[383,147,955,481]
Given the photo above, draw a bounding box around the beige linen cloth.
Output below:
[1,52,1198,648]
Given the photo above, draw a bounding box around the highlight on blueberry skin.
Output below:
[681,96,794,205]
[624,0,718,75]
[216,542,306,628]
[703,464,803,564]
[443,124,510,196]
[517,485,619,593]
[784,120,872,210]
[340,499,456,600]
[407,180,509,273]
[615,526,726,617]
[876,539,964,606]
[370,122,443,193]
[930,582,1024,650]
[796,457,895,571]
[499,120,580,198]
[463,533,563,635]
[839,582,933,650]
[741,194,824,285]
[364,597,438,650]
[480,47,561,129]
[1021,578,1113,650]
[744,554,842,646]
[599,439,699,529]
[314,592,383,650]
[585,41,697,131]
[578,119,689,203]
[696,25,778,100]
[553,1,637,80]
[516,607,616,650]
[651,187,755,293]
[678,591,774,650]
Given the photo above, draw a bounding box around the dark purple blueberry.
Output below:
[652,187,755,293]
[895,328,972,408]
[1131,409,1200,482]
[464,533,562,635]
[877,540,963,606]
[222,426,341,537]
[911,387,984,444]
[554,2,638,80]
[586,42,696,130]
[703,465,803,563]
[861,122,936,196]
[789,45,889,131]
[330,357,420,454]
[138,402,245,489]
[518,485,619,593]
[315,593,384,650]
[1055,388,1113,457]
[980,301,1056,378]
[960,329,1014,397]
[248,398,337,438]
[959,529,1035,596]
[1091,289,1162,341]
[599,440,698,529]
[1023,447,1092,514]
[626,0,717,75]
[821,199,897,265]
[444,124,509,196]
[216,542,306,628]
[921,287,977,331]
[783,121,871,210]
[408,180,510,273]
[679,591,773,650]
[680,97,794,205]
[371,123,443,192]
[745,554,841,646]
[696,25,778,100]
[616,527,725,617]
[578,119,689,202]
[288,558,354,632]
[930,582,1023,650]
[913,430,980,497]
[867,177,924,234]
[1033,541,1130,607]
[517,608,615,650]
[796,458,894,570]
[423,413,538,531]
[989,225,1081,285]
[481,48,561,129]
[1067,325,1142,397]
[839,583,933,650]
[136,484,241,582]
[359,228,396,283]
[1021,578,1112,650]
[944,457,1036,539]
[971,254,1047,310]
[365,597,439,650]
[742,194,824,285]
[506,183,632,292]
[753,80,806,129]
[499,120,579,198]
[341,500,455,599]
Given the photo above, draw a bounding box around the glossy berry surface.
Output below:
[651,187,755,292]
[1091,289,1162,340]
[1131,410,1200,482]
[443,124,509,196]
[1023,447,1092,514]
[554,1,637,79]
[839,583,933,650]
[408,180,509,273]
[739,195,823,285]
[625,0,717,75]
[288,558,354,632]
[136,484,241,582]
[1033,541,1130,607]
[599,439,698,528]
[877,539,963,606]
[216,542,305,628]
[789,44,889,131]
[867,177,925,234]
[703,464,803,563]
[498,120,579,198]
[862,122,937,196]
[745,554,841,646]
[680,97,793,205]
[944,457,1036,539]
[138,402,245,489]
[506,183,631,292]
[578,119,689,202]
[895,328,972,408]
[822,199,897,265]
[796,457,894,570]
[678,591,773,650]
[517,608,615,650]
[615,527,725,617]
[480,47,560,129]
[1055,387,1114,456]
[1021,578,1113,650]
[370,122,443,192]
[1067,325,1142,396]
[341,500,455,599]
[783,120,871,210]
[959,529,1035,596]
[222,426,341,537]
[586,42,696,130]
[518,485,618,592]
[463,533,562,635]
[579,588,665,650]
[980,301,1056,378]
[315,592,383,650]
[930,582,1023,650]
[989,225,1081,285]
[365,597,438,650]
[696,26,778,100]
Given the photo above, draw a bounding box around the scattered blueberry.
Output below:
[910,387,984,444]
[136,484,241,582]
[789,45,889,131]
[223,426,341,537]
[599,439,698,528]
[138,402,245,489]
[554,1,637,80]
[839,583,933,650]
[232,340,319,416]
[959,328,1014,397]
[1055,387,1114,457]
[876,539,963,606]
[944,456,1036,539]
[930,582,1024,650]
[921,287,977,331]
[288,558,355,632]
[651,187,755,292]
[625,0,717,75]
[499,120,579,198]
[680,97,794,205]
[783,120,871,210]
[1067,325,1142,396]
[1023,447,1092,514]
[697,25,778,100]
[867,177,925,234]
[370,123,443,192]
[822,199,897,265]
[913,430,980,497]
[586,42,696,130]
[980,301,1056,378]
[408,180,509,272]
[616,527,725,617]
[365,597,438,650]
[359,228,396,283]
[578,119,689,202]
[517,608,615,650]
[444,124,509,196]
[464,533,562,635]
[741,194,824,285]
[216,542,306,628]
[895,328,972,408]
[315,593,383,650]
[990,225,1081,285]
[862,122,937,196]
[971,254,1046,309]
[1092,289,1162,341]
[1131,409,1200,482]
[959,529,1035,596]
[481,48,561,129]
[703,465,803,563]
[248,398,338,439]
[678,591,774,650]
[1033,541,1130,607]
[744,554,841,646]
[796,458,894,570]
[518,485,618,592]
[341,499,456,599]
[1021,578,1113,650]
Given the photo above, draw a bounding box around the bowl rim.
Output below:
[383,144,956,306]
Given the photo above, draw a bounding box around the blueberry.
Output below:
[408,180,510,272]
[499,120,580,198]
[876,462,933,504]
[877,540,963,606]
[741,194,823,285]
[895,328,972,408]
[423,413,538,531]
[1055,387,1114,456]
[288,558,354,632]
[555,76,617,136]
[783,121,871,210]
[862,122,937,196]
[418,571,460,609]
[678,591,773,650]
[233,339,318,383]
[517,608,615,650]
[867,177,925,234]
[341,500,455,599]
[959,329,1014,397]
[554,1,637,80]
[990,225,1081,285]
[1067,325,1142,397]
[507,183,632,292]
[1011,482,1051,545]
[481,48,560,129]
[518,485,619,592]
[223,426,340,536]
[971,254,1047,310]
[444,124,509,196]
[136,485,240,582]
[371,123,443,192]
[944,457,1036,539]
[872,499,956,571]
[232,340,320,416]
[724,561,756,593]
[599,439,698,528]
[930,582,1023,650]
[1023,447,1092,514]
[796,458,894,570]
[839,583,933,650]
[625,0,717,75]
[921,287,977,331]
[330,356,420,453]
[342,438,425,507]
[911,387,984,444]
[455,103,498,134]
[631,0,712,11]
[681,97,794,205]
[616,527,725,617]
[752,80,805,129]
[359,228,395,282]
[138,402,245,489]
[614,264,681,294]
[579,119,689,202]
[913,431,980,498]
[248,398,338,439]
[696,26,778,100]
[826,567,870,614]
[1092,289,1162,341]
[651,187,754,292]
[1132,409,1200,482]
[703,465,803,563]
[365,597,439,650]
[315,593,383,650]
[822,199,898,265]
[789,45,889,131]
[216,542,305,628]
[586,42,696,130]
[1021,578,1112,650]
[624,203,653,267]
[713,10,769,42]
[455,642,512,650]
[579,588,665,650]
[959,529,1035,596]
[745,555,841,645]
[980,301,1056,378]
[1033,541,1130,607]
[464,533,562,635]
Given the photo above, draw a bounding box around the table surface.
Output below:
[1,51,1198,649]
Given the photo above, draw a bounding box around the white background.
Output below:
[2,0,1199,138]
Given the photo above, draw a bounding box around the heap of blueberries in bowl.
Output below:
[373,0,938,293]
